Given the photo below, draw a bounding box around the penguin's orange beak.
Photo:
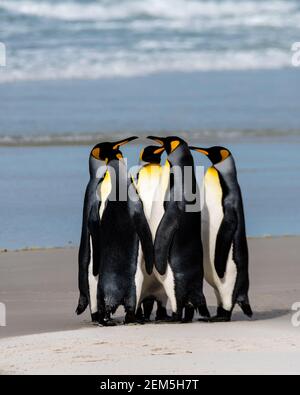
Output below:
[113,136,138,150]
[190,147,209,156]
[147,136,166,146]
[153,147,165,155]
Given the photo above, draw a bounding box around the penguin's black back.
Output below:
[99,200,139,310]
[154,144,205,307]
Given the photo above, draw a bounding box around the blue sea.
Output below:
[0,0,300,248]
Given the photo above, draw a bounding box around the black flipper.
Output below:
[77,202,91,315]
[214,207,238,279]
[237,295,253,318]
[77,173,104,315]
[128,180,155,275]
[76,294,89,316]
[154,201,181,275]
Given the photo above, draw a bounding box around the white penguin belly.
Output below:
[138,262,169,307]
[135,243,144,311]
[203,168,237,312]
[154,267,177,313]
[136,164,169,309]
[150,161,177,313]
[88,237,99,314]
[137,165,161,224]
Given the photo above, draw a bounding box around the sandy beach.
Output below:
[0,237,299,375]
[2,0,300,378]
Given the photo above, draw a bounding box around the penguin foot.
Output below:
[135,312,147,325]
[125,321,144,326]
[155,307,171,322]
[75,296,89,315]
[100,313,117,327]
[135,307,144,321]
[124,311,139,325]
[182,305,195,323]
[199,308,231,323]
[97,309,118,327]
[91,312,99,323]
[170,313,183,323]
[198,305,211,319]
[101,319,117,327]
[199,316,231,323]
[143,298,155,322]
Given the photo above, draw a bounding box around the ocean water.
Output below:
[0,0,300,247]
[1,0,300,141]
[0,139,299,250]
[0,0,300,82]
[0,70,300,142]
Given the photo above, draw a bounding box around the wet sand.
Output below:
[0,237,299,374]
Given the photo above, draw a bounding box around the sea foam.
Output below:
[0,0,299,82]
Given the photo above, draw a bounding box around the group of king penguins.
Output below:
[76,136,253,326]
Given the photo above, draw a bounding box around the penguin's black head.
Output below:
[190,146,231,165]
[147,136,187,155]
[91,137,138,163]
[140,145,165,164]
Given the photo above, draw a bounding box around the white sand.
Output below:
[1,317,300,375]
[0,237,300,375]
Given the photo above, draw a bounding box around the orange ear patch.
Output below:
[170,140,180,152]
[91,147,101,160]
[220,149,230,161]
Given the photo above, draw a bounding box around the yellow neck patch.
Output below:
[139,149,144,162]
[100,171,112,198]
[206,167,220,181]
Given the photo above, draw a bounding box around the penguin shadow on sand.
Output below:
[230,308,290,322]
[191,306,290,323]
[82,305,290,326]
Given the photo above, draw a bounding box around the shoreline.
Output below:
[0,133,300,148]
[0,236,299,374]
[1,235,299,254]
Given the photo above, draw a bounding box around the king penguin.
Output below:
[92,138,155,326]
[190,146,253,322]
[76,144,107,322]
[134,146,169,321]
[148,136,210,322]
